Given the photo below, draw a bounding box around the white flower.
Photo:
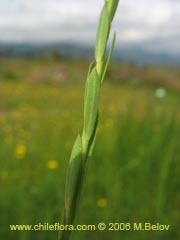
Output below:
[155,87,166,98]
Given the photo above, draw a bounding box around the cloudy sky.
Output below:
[0,0,180,54]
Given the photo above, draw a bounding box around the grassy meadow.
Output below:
[0,56,180,240]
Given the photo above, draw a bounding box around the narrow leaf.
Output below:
[106,0,119,21]
[88,113,99,158]
[101,32,116,84]
[85,62,95,98]
[64,134,82,217]
[95,5,110,63]
[87,62,95,77]
[83,67,100,142]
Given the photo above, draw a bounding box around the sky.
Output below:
[0,0,180,54]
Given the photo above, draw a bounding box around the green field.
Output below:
[0,57,179,240]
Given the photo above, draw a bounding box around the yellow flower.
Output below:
[15,144,26,159]
[47,160,58,170]
[97,198,107,208]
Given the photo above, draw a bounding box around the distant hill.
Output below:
[0,42,180,66]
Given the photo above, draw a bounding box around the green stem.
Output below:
[58,1,119,239]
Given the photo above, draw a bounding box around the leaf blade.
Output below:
[64,134,82,220]
[101,32,116,83]
[95,4,110,63]
[83,67,100,142]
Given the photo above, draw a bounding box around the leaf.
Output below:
[106,0,119,21]
[95,5,110,63]
[85,62,95,98]
[87,62,95,77]
[83,67,100,142]
[82,113,99,164]
[101,32,116,84]
[88,113,99,158]
[64,134,82,219]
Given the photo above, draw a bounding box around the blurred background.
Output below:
[0,0,179,240]
[1,0,180,64]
